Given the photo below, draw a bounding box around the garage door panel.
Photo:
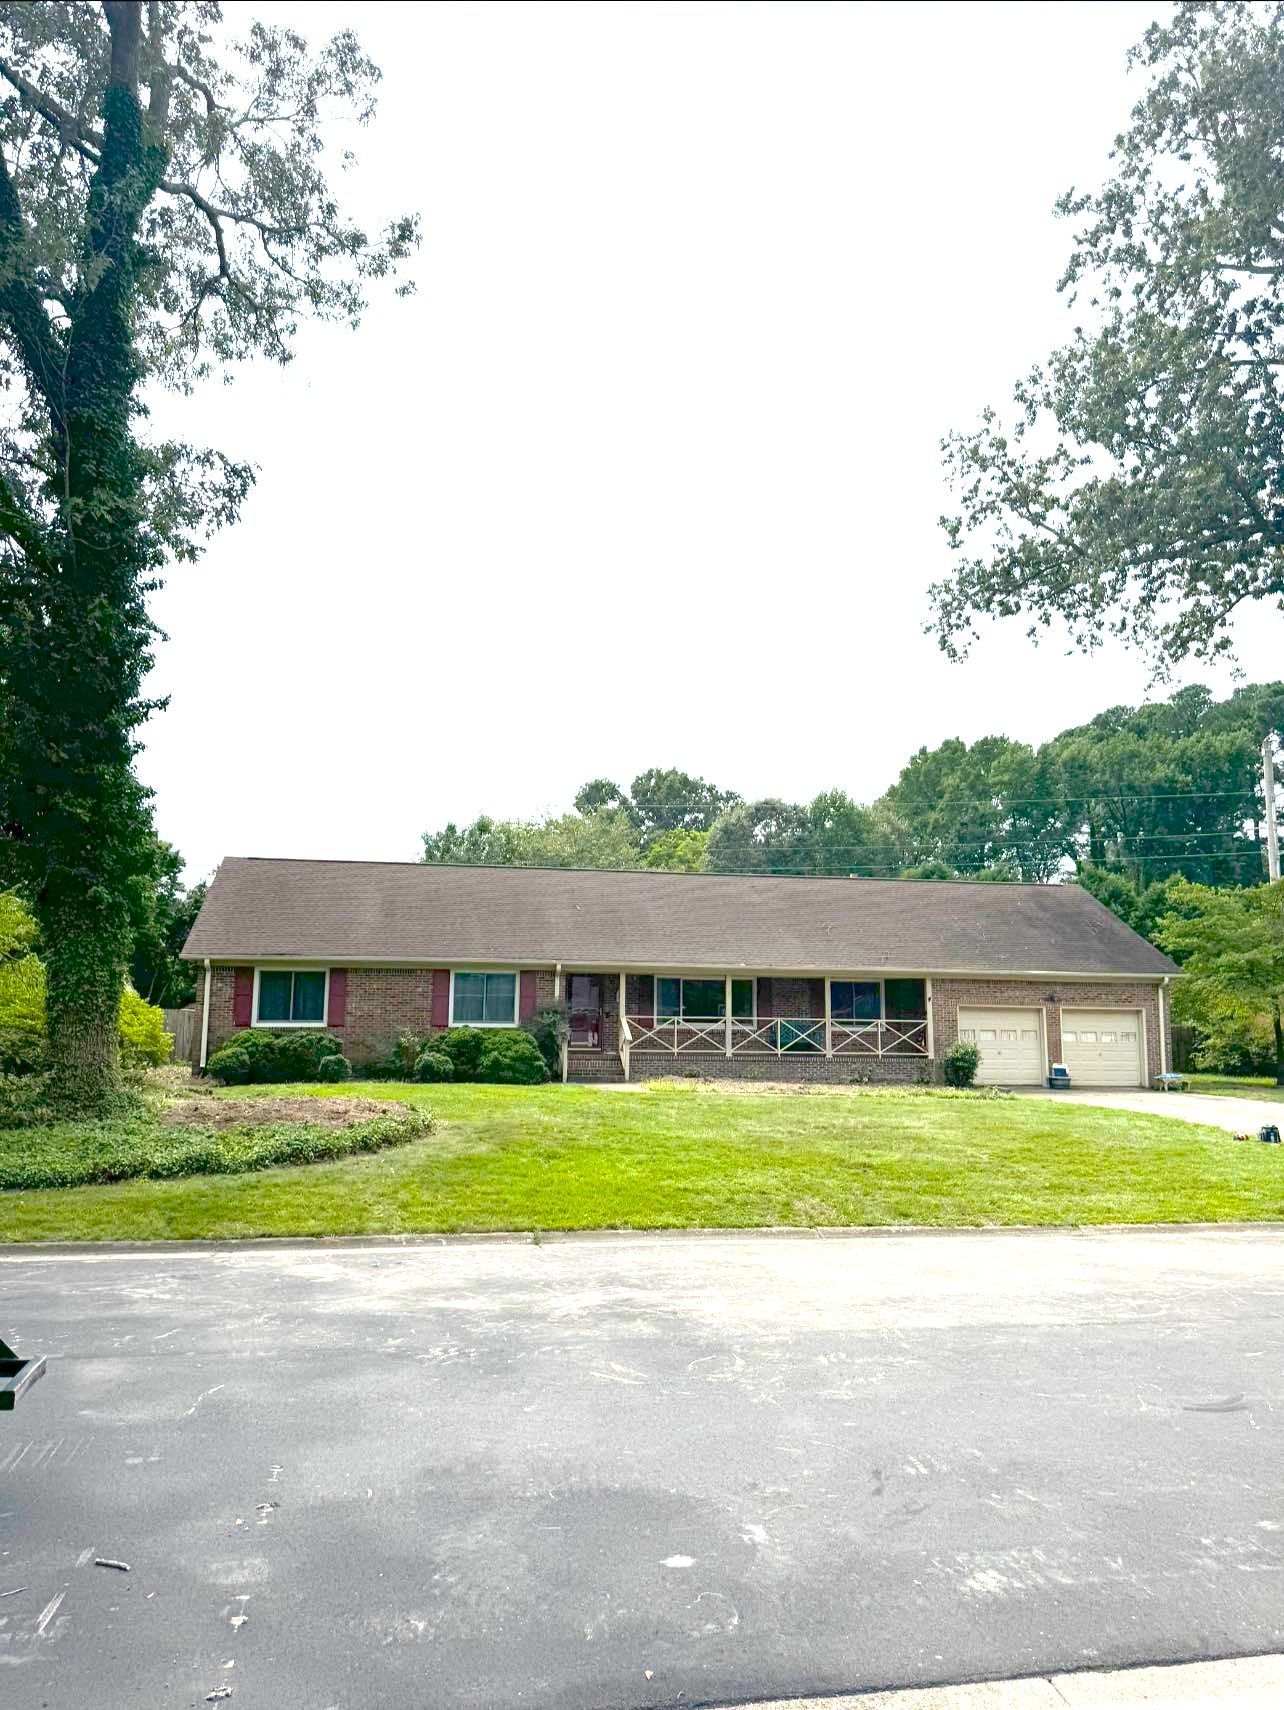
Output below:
[957,1007,1043,1086]
[1061,1009,1144,1087]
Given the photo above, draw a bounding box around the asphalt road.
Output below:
[2,1229,1283,1709]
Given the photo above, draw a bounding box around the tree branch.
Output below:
[0,59,103,165]
[0,150,66,427]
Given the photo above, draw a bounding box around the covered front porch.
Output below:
[557,971,932,1081]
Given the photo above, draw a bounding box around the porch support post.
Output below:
[824,977,832,1058]
[553,962,562,1001]
[925,978,935,1063]
[199,958,212,1070]
[618,971,630,1082]
[725,975,733,1057]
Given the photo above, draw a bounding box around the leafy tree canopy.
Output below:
[643,829,709,872]
[127,836,206,1007]
[418,681,1280,886]
[933,3,1284,669]
[1159,879,1284,1084]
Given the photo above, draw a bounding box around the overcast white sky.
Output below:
[140,1,1281,882]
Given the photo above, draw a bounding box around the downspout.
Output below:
[199,958,212,1071]
[1158,976,1169,1077]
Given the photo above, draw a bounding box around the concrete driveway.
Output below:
[1017,1087,1284,1135]
[3,1228,1283,1708]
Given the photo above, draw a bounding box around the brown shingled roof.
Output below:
[181,858,1178,978]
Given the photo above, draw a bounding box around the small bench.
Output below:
[1153,1072,1189,1092]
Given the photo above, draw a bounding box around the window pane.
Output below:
[291,971,326,1022]
[682,979,724,1019]
[657,978,680,1018]
[453,973,485,1023]
[833,980,880,1020]
[482,973,516,1024]
[884,978,926,1019]
[731,979,754,1018]
[258,970,292,1022]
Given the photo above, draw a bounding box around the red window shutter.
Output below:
[431,970,450,1030]
[328,968,347,1029]
[758,978,773,1019]
[232,968,253,1028]
[519,970,537,1022]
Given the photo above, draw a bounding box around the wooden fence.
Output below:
[163,1005,199,1065]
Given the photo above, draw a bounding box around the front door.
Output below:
[568,974,603,1049]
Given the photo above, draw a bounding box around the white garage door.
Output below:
[957,1008,1044,1086]
[1060,1010,1144,1087]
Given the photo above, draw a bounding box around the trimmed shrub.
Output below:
[525,1005,568,1076]
[270,1030,346,1082]
[316,1053,353,1083]
[477,1031,549,1085]
[120,987,174,1068]
[429,1026,487,1080]
[206,1030,345,1085]
[413,1048,454,1083]
[942,1040,981,1088]
[205,1046,254,1086]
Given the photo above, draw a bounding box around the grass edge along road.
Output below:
[2,1079,1282,1243]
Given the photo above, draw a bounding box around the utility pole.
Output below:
[1264,733,1281,883]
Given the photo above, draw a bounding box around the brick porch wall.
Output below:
[628,1053,931,1085]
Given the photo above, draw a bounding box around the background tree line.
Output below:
[420,680,1284,892]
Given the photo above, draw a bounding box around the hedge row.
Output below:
[0,1105,433,1191]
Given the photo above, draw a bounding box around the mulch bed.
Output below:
[161,1095,404,1130]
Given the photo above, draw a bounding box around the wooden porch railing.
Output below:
[623,1016,928,1059]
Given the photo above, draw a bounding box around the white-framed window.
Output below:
[450,970,519,1027]
[655,977,755,1024]
[254,967,328,1027]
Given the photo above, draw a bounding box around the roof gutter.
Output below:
[181,954,1176,983]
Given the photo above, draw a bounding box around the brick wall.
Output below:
[758,977,825,1018]
[931,978,1165,1083]
[634,1053,930,1084]
[201,965,1168,1084]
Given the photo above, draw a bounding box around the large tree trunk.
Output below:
[1273,1005,1284,1089]
[27,32,165,1112]
[42,888,128,1109]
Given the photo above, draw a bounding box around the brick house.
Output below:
[182,858,1178,1087]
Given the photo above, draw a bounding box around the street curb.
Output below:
[696,1648,1284,1708]
[3,1219,1284,1257]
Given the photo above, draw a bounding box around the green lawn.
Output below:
[1185,1073,1284,1102]
[2,1079,1283,1243]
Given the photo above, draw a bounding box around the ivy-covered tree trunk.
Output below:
[0,3,412,1112]
[1273,1004,1284,1089]
[20,28,166,1110]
